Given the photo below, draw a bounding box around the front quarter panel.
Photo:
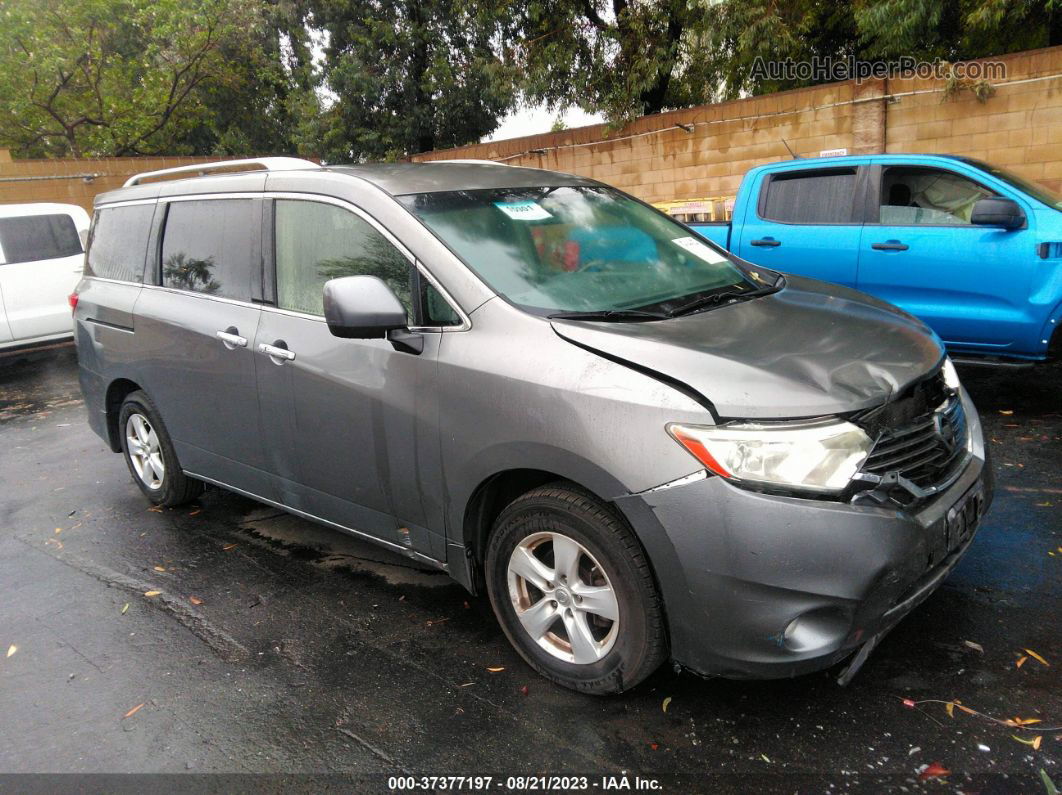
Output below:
[437,298,711,544]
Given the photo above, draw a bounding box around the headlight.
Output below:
[942,357,961,390]
[667,419,873,493]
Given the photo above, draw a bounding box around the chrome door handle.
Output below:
[258,342,296,363]
[216,330,247,349]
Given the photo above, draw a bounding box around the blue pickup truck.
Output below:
[691,154,1062,363]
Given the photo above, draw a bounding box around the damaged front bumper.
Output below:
[613,394,993,681]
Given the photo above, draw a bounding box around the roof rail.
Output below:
[431,159,507,166]
[123,157,320,187]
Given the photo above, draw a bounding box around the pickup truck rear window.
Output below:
[0,213,82,264]
[761,168,856,224]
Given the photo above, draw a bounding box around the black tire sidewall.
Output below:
[486,491,660,693]
[118,392,185,506]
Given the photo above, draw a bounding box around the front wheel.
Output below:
[119,391,203,507]
[485,483,667,694]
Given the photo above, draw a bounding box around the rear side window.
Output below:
[761,169,857,224]
[0,213,82,264]
[161,200,257,301]
[86,204,154,281]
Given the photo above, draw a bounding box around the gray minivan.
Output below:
[73,158,991,693]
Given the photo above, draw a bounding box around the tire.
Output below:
[118,390,203,507]
[485,482,667,694]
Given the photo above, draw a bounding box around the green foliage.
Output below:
[0,0,305,157]
[301,0,517,162]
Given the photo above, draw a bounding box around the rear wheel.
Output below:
[119,391,202,507]
[485,483,667,694]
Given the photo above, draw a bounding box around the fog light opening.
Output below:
[782,607,852,654]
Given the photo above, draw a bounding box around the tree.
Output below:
[510,0,698,121]
[301,0,517,162]
[0,0,292,157]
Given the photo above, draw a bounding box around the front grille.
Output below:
[861,395,968,488]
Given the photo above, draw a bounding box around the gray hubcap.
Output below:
[125,413,164,490]
[507,531,619,665]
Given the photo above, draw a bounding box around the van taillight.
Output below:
[68,292,79,312]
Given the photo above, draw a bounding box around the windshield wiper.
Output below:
[548,309,669,322]
[666,281,782,318]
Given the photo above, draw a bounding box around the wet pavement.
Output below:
[0,348,1059,792]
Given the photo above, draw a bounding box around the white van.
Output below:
[0,202,90,353]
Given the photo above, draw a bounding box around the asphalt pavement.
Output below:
[0,347,1058,793]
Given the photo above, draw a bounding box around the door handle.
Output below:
[216,329,247,349]
[871,241,909,251]
[749,238,781,247]
[258,341,296,364]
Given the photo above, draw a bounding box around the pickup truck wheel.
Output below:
[485,483,667,694]
[119,391,203,507]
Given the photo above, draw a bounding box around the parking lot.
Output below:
[0,347,1058,791]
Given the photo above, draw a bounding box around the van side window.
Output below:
[0,214,82,265]
[274,199,416,318]
[161,200,257,301]
[879,167,996,225]
[761,168,857,224]
[86,205,154,281]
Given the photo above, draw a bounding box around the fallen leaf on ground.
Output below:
[148,505,163,513]
[143,590,161,597]
[760,754,771,763]
[486,666,505,672]
[662,696,672,713]
[1012,734,1043,749]
[123,703,145,719]
[6,644,16,658]
[1017,655,1029,668]
[1024,648,1050,666]
[153,566,166,572]
[189,509,201,517]
[902,698,916,708]
[222,543,237,551]
[1041,769,1059,795]
[121,603,129,615]
[650,743,658,751]
[1009,717,1042,726]
[189,596,203,606]
[964,640,984,653]
[919,762,951,781]
[998,410,1013,415]
[946,702,956,718]
[519,685,529,696]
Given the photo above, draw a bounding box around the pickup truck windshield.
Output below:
[399,186,753,316]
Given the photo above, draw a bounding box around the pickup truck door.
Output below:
[857,163,1035,350]
[734,165,865,288]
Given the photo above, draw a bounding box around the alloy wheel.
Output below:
[506,531,620,664]
[125,413,165,490]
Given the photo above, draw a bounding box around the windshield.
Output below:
[959,158,1062,211]
[398,186,753,315]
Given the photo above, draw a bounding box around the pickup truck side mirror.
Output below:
[970,197,1024,229]
[323,275,423,353]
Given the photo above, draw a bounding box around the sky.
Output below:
[483,105,605,142]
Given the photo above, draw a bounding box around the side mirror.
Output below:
[970,197,1024,229]
[322,275,422,353]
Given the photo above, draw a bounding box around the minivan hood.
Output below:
[551,275,944,419]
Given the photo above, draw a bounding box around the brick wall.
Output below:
[415,45,1062,203]
[0,156,240,214]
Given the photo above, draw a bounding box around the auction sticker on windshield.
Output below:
[494,200,553,221]
[672,236,727,264]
